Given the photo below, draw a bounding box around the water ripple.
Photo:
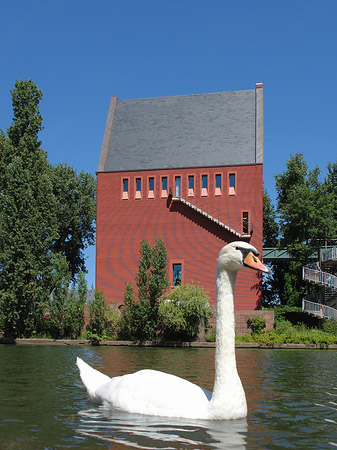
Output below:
[76,407,248,449]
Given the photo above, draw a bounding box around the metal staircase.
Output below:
[302,247,337,318]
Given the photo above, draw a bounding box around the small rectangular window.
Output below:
[242,211,249,234]
[175,176,181,197]
[229,173,236,195]
[161,176,168,198]
[215,174,222,196]
[148,177,154,198]
[122,178,129,200]
[135,178,141,199]
[201,174,208,196]
[188,175,194,196]
[173,263,182,286]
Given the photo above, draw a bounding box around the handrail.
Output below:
[321,247,337,263]
[302,299,337,320]
[171,196,250,238]
[302,266,337,290]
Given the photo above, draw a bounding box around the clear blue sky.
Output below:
[1,0,336,287]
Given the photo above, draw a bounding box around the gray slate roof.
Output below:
[100,89,260,172]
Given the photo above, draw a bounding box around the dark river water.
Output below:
[0,344,336,449]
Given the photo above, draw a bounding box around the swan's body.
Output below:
[77,241,269,420]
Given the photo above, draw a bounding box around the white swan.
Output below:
[77,241,270,420]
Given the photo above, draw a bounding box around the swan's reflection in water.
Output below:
[77,406,248,449]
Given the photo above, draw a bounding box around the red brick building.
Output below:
[96,84,265,313]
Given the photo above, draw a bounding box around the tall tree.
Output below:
[0,80,60,337]
[274,153,335,306]
[275,154,334,261]
[121,237,170,340]
[263,187,279,248]
[324,162,337,244]
[262,188,286,306]
[49,163,96,279]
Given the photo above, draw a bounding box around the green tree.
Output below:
[323,162,337,244]
[262,188,286,306]
[86,289,118,339]
[274,153,335,306]
[0,80,59,337]
[120,238,170,340]
[263,187,279,247]
[49,163,96,279]
[158,283,211,340]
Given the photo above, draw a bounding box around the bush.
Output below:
[274,306,319,328]
[247,316,266,334]
[86,290,119,339]
[158,283,211,341]
[322,319,337,335]
[236,323,337,347]
[44,271,86,339]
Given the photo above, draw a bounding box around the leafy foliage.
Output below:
[322,319,337,335]
[0,80,96,338]
[86,289,118,339]
[158,283,211,341]
[236,325,337,347]
[247,316,266,335]
[120,238,170,340]
[263,153,337,307]
[0,80,59,337]
[43,261,87,339]
[49,163,96,279]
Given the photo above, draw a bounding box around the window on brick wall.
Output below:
[201,174,208,196]
[173,263,182,286]
[161,176,168,198]
[135,178,142,199]
[175,176,181,197]
[148,177,154,198]
[215,174,222,196]
[242,211,249,234]
[229,173,236,195]
[188,175,194,196]
[122,178,129,200]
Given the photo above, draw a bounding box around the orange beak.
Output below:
[244,251,271,274]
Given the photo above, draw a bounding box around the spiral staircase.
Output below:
[302,247,337,320]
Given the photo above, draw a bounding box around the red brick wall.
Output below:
[96,164,263,310]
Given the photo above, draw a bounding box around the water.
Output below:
[0,345,336,449]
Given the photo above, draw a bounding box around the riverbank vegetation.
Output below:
[0,80,96,338]
[235,307,337,347]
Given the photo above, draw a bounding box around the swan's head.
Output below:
[217,241,271,274]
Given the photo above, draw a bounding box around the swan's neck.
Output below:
[211,268,241,403]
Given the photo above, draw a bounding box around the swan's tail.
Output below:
[76,357,111,400]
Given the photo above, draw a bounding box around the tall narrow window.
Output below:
[148,177,154,198]
[175,176,181,197]
[188,175,194,196]
[201,174,208,196]
[135,178,141,199]
[122,178,129,200]
[215,174,222,196]
[229,173,236,195]
[242,211,249,234]
[173,263,182,286]
[161,176,168,198]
